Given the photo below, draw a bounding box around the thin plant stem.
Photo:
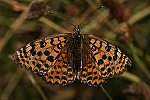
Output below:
[0,69,24,100]
[39,17,69,33]
[129,43,150,80]
[0,0,37,52]
[100,85,113,100]
[121,72,141,83]
[128,6,150,24]
[28,73,48,100]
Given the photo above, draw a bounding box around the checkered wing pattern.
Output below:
[80,34,131,86]
[12,33,75,86]
[80,43,108,86]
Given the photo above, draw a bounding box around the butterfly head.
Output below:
[73,25,82,34]
[72,25,82,39]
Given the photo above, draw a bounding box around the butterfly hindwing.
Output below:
[80,43,108,86]
[42,42,75,86]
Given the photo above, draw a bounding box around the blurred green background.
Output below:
[0,0,150,100]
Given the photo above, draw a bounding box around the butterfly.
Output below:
[12,25,131,87]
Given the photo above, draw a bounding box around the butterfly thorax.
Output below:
[72,26,82,76]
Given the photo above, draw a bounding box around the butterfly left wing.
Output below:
[12,34,75,86]
[41,43,75,86]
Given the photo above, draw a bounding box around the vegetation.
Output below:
[0,0,150,100]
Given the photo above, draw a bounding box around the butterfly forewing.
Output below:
[12,33,76,85]
[84,34,131,79]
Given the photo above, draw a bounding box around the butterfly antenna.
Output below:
[79,5,103,28]
[47,11,76,27]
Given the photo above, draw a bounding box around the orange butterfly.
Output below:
[12,25,131,87]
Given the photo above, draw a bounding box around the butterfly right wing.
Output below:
[80,34,131,87]
[85,34,131,78]
[80,41,108,87]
